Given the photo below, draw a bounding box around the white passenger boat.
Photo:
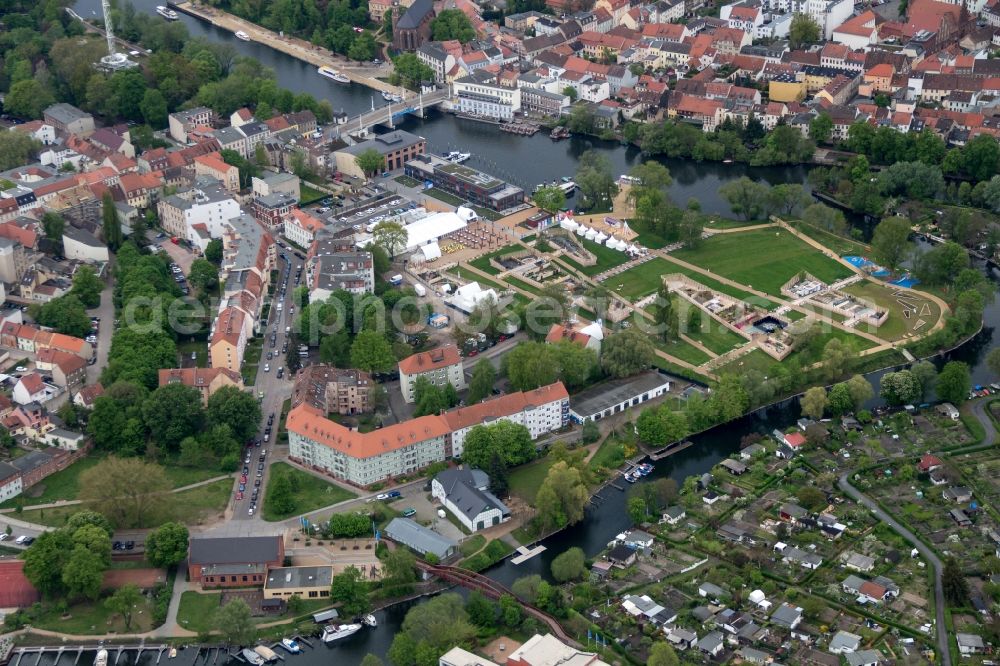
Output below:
[318,65,350,84]
[235,31,251,41]
[322,623,362,643]
[156,6,179,19]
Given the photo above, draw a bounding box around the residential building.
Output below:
[306,237,375,301]
[252,172,301,202]
[169,107,213,143]
[43,104,95,137]
[284,209,327,249]
[13,373,55,405]
[845,650,883,666]
[417,42,456,83]
[251,192,297,231]
[286,382,569,485]
[157,180,242,240]
[0,461,22,503]
[829,630,862,654]
[35,348,86,391]
[957,633,985,655]
[507,634,611,666]
[263,565,333,600]
[193,152,240,192]
[455,71,523,119]
[398,345,466,402]
[440,648,500,666]
[568,371,672,422]
[384,517,457,559]
[157,367,245,405]
[61,226,109,263]
[520,87,572,116]
[431,468,510,531]
[291,365,373,415]
[188,536,284,588]
[333,130,427,179]
[0,237,27,283]
[209,306,249,372]
[42,428,86,451]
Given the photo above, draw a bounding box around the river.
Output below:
[58,1,1000,662]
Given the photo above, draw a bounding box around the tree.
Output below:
[430,9,476,43]
[880,370,921,406]
[502,342,560,391]
[636,405,689,445]
[601,329,654,378]
[143,383,205,451]
[214,598,257,645]
[42,211,66,253]
[145,522,189,568]
[106,584,143,630]
[331,565,370,616]
[937,361,971,405]
[205,238,224,264]
[140,89,169,128]
[71,265,103,308]
[827,383,854,417]
[372,220,407,257]
[348,31,378,63]
[797,486,827,511]
[943,557,970,605]
[550,547,586,582]
[961,134,1000,182]
[821,337,853,381]
[78,457,172,528]
[910,360,938,399]
[361,656,385,666]
[788,13,821,48]
[355,148,386,177]
[463,421,534,470]
[466,359,496,405]
[23,530,72,597]
[809,114,833,144]
[511,575,543,604]
[719,177,768,220]
[800,386,827,419]
[534,461,589,532]
[562,85,578,102]
[188,258,219,294]
[913,241,969,286]
[802,203,846,236]
[4,79,55,119]
[647,642,680,666]
[63,544,104,600]
[390,593,475,666]
[844,374,874,411]
[574,150,618,211]
[988,348,1000,379]
[465,590,496,627]
[30,295,92,338]
[383,548,418,586]
[533,185,566,213]
[870,216,912,274]
[350,330,396,372]
[0,131,41,170]
[102,191,123,250]
[650,284,679,341]
[207,385,262,442]
[391,53,434,90]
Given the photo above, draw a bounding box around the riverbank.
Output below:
[169,1,404,97]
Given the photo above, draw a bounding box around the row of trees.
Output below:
[634,121,815,167]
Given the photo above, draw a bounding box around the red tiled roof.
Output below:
[398,345,461,376]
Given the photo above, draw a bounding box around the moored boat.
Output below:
[241,649,265,666]
[317,66,350,84]
[253,646,278,662]
[94,651,108,666]
[235,31,251,41]
[362,614,377,627]
[381,90,394,101]
[156,6,179,19]
[636,463,653,476]
[445,151,471,163]
[280,639,300,654]
[322,623,362,643]
[624,471,639,483]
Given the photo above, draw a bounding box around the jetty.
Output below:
[510,544,546,564]
[9,646,174,666]
[647,440,694,461]
[500,121,540,136]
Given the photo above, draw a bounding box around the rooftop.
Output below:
[568,371,672,417]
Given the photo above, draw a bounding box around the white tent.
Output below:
[419,242,442,261]
[456,206,479,222]
[560,218,579,231]
[579,320,605,341]
[604,236,617,248]
[448,281,499,314]
[629,244,641,255]
[615,238,629,251]
[622,221,632,235]
[585,228,598,240]
[595,231,607,243]
[576,225,587,236]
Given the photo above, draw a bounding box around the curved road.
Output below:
[837,400,995,666]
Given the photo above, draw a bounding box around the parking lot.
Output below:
[157,236,196,274]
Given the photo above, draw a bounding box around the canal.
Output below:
[57,1,1000,662]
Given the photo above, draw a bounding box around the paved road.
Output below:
[85,270,115,385]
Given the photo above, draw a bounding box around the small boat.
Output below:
[235,31,251,41]
[254,646,278,662]
[281,639,300,654]
[381,91,394,102]
[94,651,108,666]
[390,94,403,102]
[558,180,576,194]
[168,649,177,659]
[362,614,377,627]
[624,471,639,483]
[445,151,471,163]
[636,463,653,476]
[241,649,265,666]
[322,623,363,643]
[317,65,350,84]
[156,5,179,19]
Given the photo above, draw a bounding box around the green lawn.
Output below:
[394,175,421,187]
[468,245,521,275]
[262,462,357,521]
[560,237,632,277]
[655,261,778,309]
[426,189,466,206]
[790,220,870,257]
[716,348,779,376]
[470,205,502,221]
[299,184,327,205]
[655,338,712,366]
[672,228,852,296]
[843,279,942,342]
[785,328,878,367]
[177,340,208,368]
[32,595,158,635]
[503,275,544,297]
[17,478,233,528]
[163,465,227,489]
[459,534,487,557]
[176,591,221,634]
[604,258,673,301]
[508,457,557,505]
[588,438,626,471]
[685,317,748,355]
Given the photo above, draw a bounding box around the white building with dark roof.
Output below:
[431,468,510,532]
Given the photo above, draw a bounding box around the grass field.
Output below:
[32,595,157,634]
[176,591,221,633]
[503,275,544,297]
[791,220,870,257]
[716,348,779,376]
[672,229,852,296]
[469,245,521,275]
[680,302,748,355]
[843,279,942,342]
[508,457,557,504]
[604,258,674,301]
[1,456,221,508]
[426,189,467,207]
[17,478,234,528]
[394,175,421,187]
[558,237,633,277]
[655,338,712,366]
[588,438,626,471]
[177,340,208,368]
[262,462,357,521]
[299,184,327,205]
[657,262,778,309]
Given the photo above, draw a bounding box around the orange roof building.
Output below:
[398,345,466,403]
[158,367,245,405]
[286,382,569,485]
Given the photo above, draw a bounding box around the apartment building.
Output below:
[398,345,466,403]
[157,367,245,405]
[209,306,249,372]
[158,180,242,240]
[291,365,373,415]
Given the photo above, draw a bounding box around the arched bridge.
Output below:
[417,562,578,647]
[341,89,450,134]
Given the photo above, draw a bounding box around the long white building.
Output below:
[287,383,569,485]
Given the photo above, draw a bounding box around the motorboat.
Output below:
[362,614,377,627]
[390,94,403,102]
[156,6,179,19]
[241,649,265,666]
[558,180,576,194]
[94,651,108,666]
[636,463,653,476]
[280,639,301,654]
[624,471,639,483]
[322,623,363,642]
[381,90,394,102]
[253,646,278,662]
[168,649,177,659]
[235,31,251,41]
[317,65,350,84]
[446,151,471,163]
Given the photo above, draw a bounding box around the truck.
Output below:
[413,284,427,297]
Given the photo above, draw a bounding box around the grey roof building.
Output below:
[770,603,803,628]
[189,536,282,568]
[384,517,457,559]
[432,468,509,532]
[828,630,861,654]
[567,371,673,423]
[845,650,883,666]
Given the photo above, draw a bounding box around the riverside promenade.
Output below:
[171,1,407,97]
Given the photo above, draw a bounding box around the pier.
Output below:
[10,646,174,666]
[510,544,546,564]
[648,440,694,461]
[499,122,540,136]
